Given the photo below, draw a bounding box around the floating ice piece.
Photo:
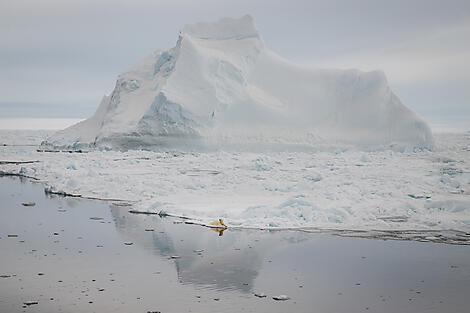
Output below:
[254,292,267,298]
[272,295,290,301]
[21,202,36,206]
[89,217,104,220]
[408,194,431,199]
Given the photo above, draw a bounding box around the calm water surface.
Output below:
[1,177,470,313]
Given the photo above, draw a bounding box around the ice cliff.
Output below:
[47,15,433,150]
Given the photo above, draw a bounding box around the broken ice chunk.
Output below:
[272,295,290,301]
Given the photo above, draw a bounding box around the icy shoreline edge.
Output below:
[1,170,469,245]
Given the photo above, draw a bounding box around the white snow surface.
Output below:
[46,15,433,150]
[2,131,469,233]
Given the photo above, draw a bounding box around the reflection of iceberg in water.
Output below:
[110,205,307,292]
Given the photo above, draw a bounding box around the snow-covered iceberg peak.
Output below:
[47,15,433,150]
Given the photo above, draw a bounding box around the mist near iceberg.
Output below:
[45,15,433,151]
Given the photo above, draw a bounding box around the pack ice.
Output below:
[6,16,465,242]
[46,15,433,150]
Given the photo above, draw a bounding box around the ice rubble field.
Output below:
[1,131,469,234]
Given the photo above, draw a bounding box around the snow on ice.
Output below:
[44,15,432,150]
[1,16,468,239]
[1,131,469,235]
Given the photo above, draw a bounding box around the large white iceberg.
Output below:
[48,15,433,150]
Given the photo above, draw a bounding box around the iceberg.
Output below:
[47,15,433,150]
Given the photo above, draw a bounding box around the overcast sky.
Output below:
[1,0,469,127]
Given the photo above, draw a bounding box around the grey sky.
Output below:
[1,0,469,126]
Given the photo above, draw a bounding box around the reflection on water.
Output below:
[110,206,305,293]
[2,176,470,313]
[210,227,225,236]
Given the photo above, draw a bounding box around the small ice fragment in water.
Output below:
[23,301,38,306]
[193,249,204,253]
[273,295,290,301]
[170,255,180,259]
[254,292,267,298]
[22,202,36,206]
[408,194,431,199]
[124,242,133,245]
[112,202,132,207]
[89,217,104,220]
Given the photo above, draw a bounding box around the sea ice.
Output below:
[1,132,469,236]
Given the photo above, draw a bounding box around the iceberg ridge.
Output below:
[45,15,433,150]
